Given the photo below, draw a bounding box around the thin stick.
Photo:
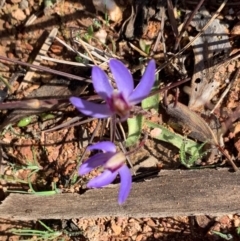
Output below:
[55,37,93,63]
[19,28,58,90]
[167,0,178,38]
[74,40,109,62]
[218,145,239,172]
[89,50,109,63]
[174,0,205,50]
[211,68,240,114]
[156,0,228,74]
[25,10,42,26]
[150,8,165,55]
[176,0,228,56]
[110,115,117,143]
[117,122,126,141]
[69,119,102,185]
[125,132,148,157]
[159,6,167,58]
[0,55,91,83]
[148,77,191,97]
[77,38,98,66]
[152,22,163,54]
[40,56,94,67]
[129,42,148,57]
[115,128,135,174]
[80,40,119,59]
[42,117,96,133]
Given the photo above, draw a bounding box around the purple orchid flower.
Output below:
[79,141,132,204]
[70,59,156,119]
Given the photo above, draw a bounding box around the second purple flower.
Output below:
[79,141,132,204]
[70,59,156,119]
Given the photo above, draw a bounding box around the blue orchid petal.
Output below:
[70,97,113,118]
[87,141,117,153]
[87,169,118,188]
[118,165,132,204]
[79,153,114,175]
[92,66,114,99]
[109,59,134,98]
[128,60,156,105]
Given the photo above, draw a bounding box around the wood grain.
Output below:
[0,168,240,220]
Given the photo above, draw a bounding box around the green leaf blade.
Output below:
[125,115,143,147]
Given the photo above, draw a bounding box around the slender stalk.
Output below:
[174,0,205,50]
[0,55,91,83]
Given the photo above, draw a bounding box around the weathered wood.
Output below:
[0,169,240,220]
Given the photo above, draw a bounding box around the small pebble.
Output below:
[11,9,26,21]
[94,29,107,44]
[20,0,28,9]
[110,221,121,235]
[234,218,240,227]
[136,234,143,241]
[10,0,21,3]
[24,8,30,16]
[231,21,240,36]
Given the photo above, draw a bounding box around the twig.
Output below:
[152,6,166,57]
[77,38,98,66]
[73,40,110,68]
[148,77,191,97]
[218,145,239,172]
[221,105,240,136]
[40,56,94,67]
[42,117,96,133]
[115,128,135,174]
[25,10,42,26]
[89,51,108,63]
[129,42,148,57]
[167,0,178,38]
[118,122,126,142]
[110,115,117,143]
[55,37,93,63]
[160,6,167,59]
[69,119,102,185]
[211,68,240,114]
[152,23,162,54]
[156,0,228,74]
[19,28,58,90]
[174,0,205,50]
[176,0,228,56]
[79,40,119,59]
[0,55,91,83]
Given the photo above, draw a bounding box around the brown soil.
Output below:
[1,0,240,240]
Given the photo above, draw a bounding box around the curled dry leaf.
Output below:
[184,8,231,111]
[164,102,219,145]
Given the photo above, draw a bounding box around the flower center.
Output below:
[107,92,131,118]
[105,152,126,171]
